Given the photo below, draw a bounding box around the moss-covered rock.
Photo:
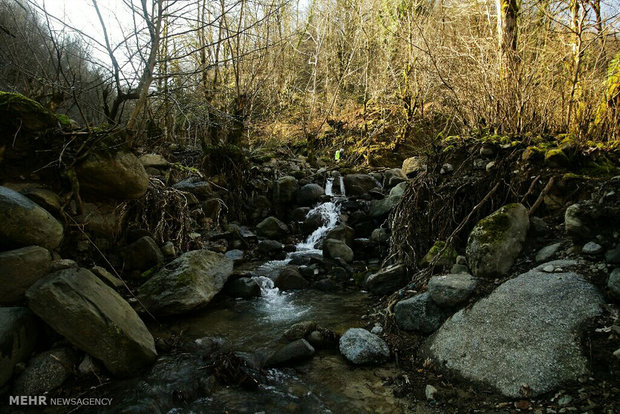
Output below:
[421,241,458,268]
[137,249,233,316]
[466,203,530,278]
[0,92,57,134]
[544,148,570,168]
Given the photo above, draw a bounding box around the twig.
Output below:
[529,176,556,216]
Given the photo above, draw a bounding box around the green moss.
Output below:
[544,148,570,167]
[421,240,458,267]
[176,271,196,287]
[0,91,57,132]
[473,204,520,246]
[579,156,620,177]
[56,113,72,128]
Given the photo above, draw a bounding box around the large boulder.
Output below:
[296,183,324,206]
[274,266,309,290]
[0,246,51,304]
[256,216,289,239]
[225,277,261,298]
[466,203,529,278]
[0,92,57,134]
[0,186,64,250]
[339,328,389,365]
[0,307,39,387]
[138,249,233,316]
[365,264,409,295]
[273,176,299,205]
[76,151,149,200]
[325,224,354,246]
[26,268,157,377]
[265,339,315,367]
[323,238,354,263]
[425,262,603,397]
[343,174,380,197]
[394,292,448,334]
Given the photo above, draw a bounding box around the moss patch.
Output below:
[0,91,57,132]
[421,240,458,267]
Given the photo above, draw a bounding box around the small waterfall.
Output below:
[339,176,346,196]
[296,201,341,252]
[325,177,334,196]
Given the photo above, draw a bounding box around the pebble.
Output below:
[371,324,383,335]
[582,242,603,255]
[425,384,437,401]
[557,395,573,406]
[542,264,555,273]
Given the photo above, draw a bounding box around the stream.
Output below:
[92,178,410,413]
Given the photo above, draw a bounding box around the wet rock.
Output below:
[139,154,169,168]
[466,203,529,278]
[394,292,448,333]
[0,246,51,304]
[606,244,620,264]
[283,321,317,341]
[256,216,289,239]
[225,249,244,262]
[369,195,401,218]
[323,238,354,263]
[26,268,157,377]
[273,176,299,204]
[325,224,354,246]
[428,273,476,307]
[339,328,389,365]
[172,179,213,200]
[536,242,562,263]
[13,348,78,395]
[122,236,164,272]
[77,151,149,200]
[302,211,325,235]
[0,186,64,250]
[313,278,339,292]
[296,183,324,206]
[0,307,39,387]
[291,206,311,221]
[425,264,604,397]
[91,265,124,289]
[138,249,233,316]
[343,174,380,196]
[365,264,409,296]
[225,277,260,299]
[582,241,603,256]
[609,268,620,300]
[274,266,309,290]
[265,339,315,367]
[402,156,427,177]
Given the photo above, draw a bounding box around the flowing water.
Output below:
[93,178,407,413]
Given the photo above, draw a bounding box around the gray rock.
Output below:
[0,246,51,304]
[606,244,620,264]
[26,268,157,377]
[402,156,427,177]
[78,201,124,240]
[138,249,233,316]
[13,348,77,395]
[425,267,603,397]
[343,174,380,196]
[78,355,101,376]
[161,242,176,257]
[0,307,39,387]
[339,328,389,365]
[369,195,401,217]
[225,249,244,262]
[325,224,354,246]
[0,186,64,250]
[123,236,164,271]
[582,241,603,255]
[450,264,469,274]
[394,292,448,333]
[273,176,299,204]
[139,154,169,168]
[76,151,149,200]
[428,273,476,307]
[291,206,311,221]
[225,277,260,298]
[609,268,620,300]
[536,242,563,263]
[466,203,529,278]
[530,217,550,235]
[564,203,591,239]
[389,182,408,198]
[323,238,354,263]
[425,384,438,401]
[456,255,467,265]
[296,183,324,206]
[257,239,285,257]
[302,211,325,235]
[365,264,409,295]
[370,228,390,244]
[274,267,309,290]
[440,163,453,174]
[256,216,289,239]
[283,321,318,341]
[172,179,213,200]
[265,339,315,367]
[91,266,124,289]
[50,259,78,272]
